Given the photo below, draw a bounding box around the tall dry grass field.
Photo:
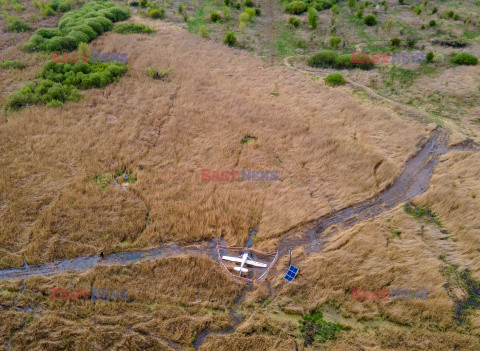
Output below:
[0,20,427,268]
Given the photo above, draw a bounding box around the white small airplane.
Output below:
[222,253,267,275]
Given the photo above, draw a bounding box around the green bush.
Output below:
[335,54,352,69]
[289,16,300,27]
[356,9,363,18]
[452,52,478,65]
[244,7,255,18]
[286,1,306,14]
[363,14,376,26]
[432,36,467,48]
[46,99,64,107]
[4,61,128,111]
[407,37,416,48]
[331,4,338,14]
[308,7,317,29]
[24,2,132,52]
[36,28,61,38]
[426,51,434,63]
[40,4,55,15]
[329,36,341,47]
[149,8,166,18]
[296,38,306,48]
[68,31,90,44]
[325,72,345,86]
[199,25,208,38]
[255,8,261,15]
[13,3,26,12]
[223,32,236,46]
[244,0,253,7]
[139,0,148,7]
[453,13,460,21]
[210,12,221,22]
[307,50,338,67]
[235,2,241,9]
[7,19,32,32]
[429,19,436,27]
[0,60,25,69]
[390,37,401,47]
[112,23,152,34]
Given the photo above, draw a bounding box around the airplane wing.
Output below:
[222,255,243,263]
[245,260,267,268]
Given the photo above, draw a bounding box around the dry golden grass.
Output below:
[2,13,480,351]
[0,20,426,268]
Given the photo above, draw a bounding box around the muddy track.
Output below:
[1,130,477,283]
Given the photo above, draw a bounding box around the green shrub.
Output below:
[0,60,25,69]
[58,0,72,12]
[109,7,130,21]
[329,36,341,47]
[331,4,338,14]
[199,25,208,38]
[421,24,425,30]
[7,19,31,32]
[308,7,317,29]
[325,72,345,86]
[145,66,173,79]
[255,8,261,15]
[335,54,352,69]
[235,2,241,9]
[390,37,401,47]
[71,25,98,40]
[453,13,460,21]
[13,3,26,12]
[40,3,56,16]
[399,0,404,4]
[139,0,148,7]
[452,52,478,65]
[429,19,436,27]
[244,7,255,18]
[432,36,467,48]
[223,32,236,46]
[407,37,416,48]
[307,50,338,67]
[84,19,105,34]
[289,16,300,27]
[286,1,306,14]
[356,9,363,18]
[414,5,422,15]
[296,38,306,48]
[36,28,61,38]
[210,12,221,22]
[363,14,376,26]
[112,23,152,34]
[426,51,434,63]
[46,99,64,107]
[244,0,253,7]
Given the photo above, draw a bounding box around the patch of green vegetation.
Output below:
[7,19,31,32]
[441,265,480,324]
[93,173,111,190]
[404,201,442,227]
[241,135,257,144]
[276,28,298,57]
[146,66,174,80]
[23,1,130,52]
[325,72,345,86]
[0,60,24,69]
[300,308,343,346]
[115,168,137,183]
[4,61,129,111]
[112,22,152,34]
[188,0,223,33]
